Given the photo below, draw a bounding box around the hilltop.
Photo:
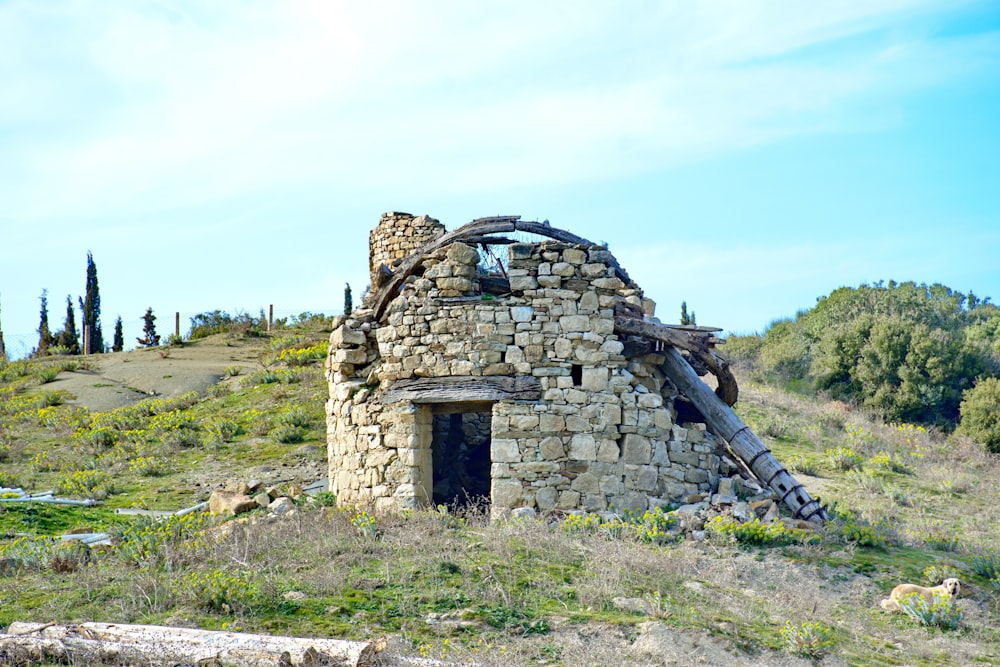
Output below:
[0,327,999,666]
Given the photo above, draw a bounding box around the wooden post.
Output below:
[268,304,274,332]
[175,312,180,337]
[82,325,91,356]
[659,347,828,523]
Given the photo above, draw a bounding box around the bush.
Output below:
[957,377,1000,453]
[706,516,814,547]
[826,446,864,471]
[188,310,266,340]
[898,592,962,630]
[780,620,835,659]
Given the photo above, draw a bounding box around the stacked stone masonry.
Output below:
[328,214,722,514]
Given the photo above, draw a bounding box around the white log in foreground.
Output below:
[0,621,380,667]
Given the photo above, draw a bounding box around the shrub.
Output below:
[957,377,1000,453]
[970,549,1000,583]
[188,310,266,340]
[57,469,114,499]
[273,342,328,367]
[204,417,243,444]
[827,505,891,548]
[273,425,305,444]
[706,516,814,547]
[826,446,864,471]
[784,455,819,476]
[780,620,835,659]
[276,406,311,429]
[898,591,962,630]
[185,568,254,613]
[869,452,910,474]
[117,512,212,566]
[34,368,60,384]
[128,456,168,477]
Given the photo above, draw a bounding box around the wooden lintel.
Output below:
[382,375,542,404]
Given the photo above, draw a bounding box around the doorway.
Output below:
[430,403,493,508]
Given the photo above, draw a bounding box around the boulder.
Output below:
[208,490,257,516]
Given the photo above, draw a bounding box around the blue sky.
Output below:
[1,1,999,358]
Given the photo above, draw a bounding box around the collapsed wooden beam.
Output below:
[613,315,738,406]
[659,347,828,523]
[0,622,379,667]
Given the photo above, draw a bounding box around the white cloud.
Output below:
[0,0,995,226]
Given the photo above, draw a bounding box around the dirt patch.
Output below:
[46,337,267,412]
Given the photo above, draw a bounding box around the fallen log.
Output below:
[659,346,828,523]
[1,621,380,667]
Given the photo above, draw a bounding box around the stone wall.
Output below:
[328,226,722,514]
[368,212,446,288]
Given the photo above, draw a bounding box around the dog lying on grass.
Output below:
[880,577,960,612]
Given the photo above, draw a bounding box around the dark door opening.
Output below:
[431,407,492,508]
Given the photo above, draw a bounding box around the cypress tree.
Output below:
[36,289,54,356]
[58,294,81,354]
[112,316,124,353]
[137,307,160,347]
[0,293,6,362]
[82,251,104,354]
[680,301,696,326]
[344,283,353,316]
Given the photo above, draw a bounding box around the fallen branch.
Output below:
[0,622,380,667]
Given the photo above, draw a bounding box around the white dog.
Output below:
[880,577,960,612]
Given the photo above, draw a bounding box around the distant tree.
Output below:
[136,307,160,347]
[0,293,6,362]
[344,283,353,316]
[57,294,81,354]
[680,301,696,326]
[957,377,1000,453]
[81,251,103,354]
[35,289,54,356]
[112,316,124,353]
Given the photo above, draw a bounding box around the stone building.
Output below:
[325,213,816,518]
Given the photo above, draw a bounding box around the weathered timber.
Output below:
[659,347,828,523]
[614,315,739,406]
[480,275,512,294]
[371,216,633,319]
[383,375,541,404]
[1,622,379,667]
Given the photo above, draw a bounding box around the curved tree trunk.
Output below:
[659,347,828,523]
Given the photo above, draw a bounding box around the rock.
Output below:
[208,490,257,516]
[510,506,537,520]
[224,481,250,495]
[269,497,296,516]
[283,591,307,601]
[612,597,654,615]
[252,492,272,508]
[732,502,753,522]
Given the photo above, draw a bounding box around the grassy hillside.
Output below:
[1,330,999,666]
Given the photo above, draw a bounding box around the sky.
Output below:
[1,0,999,359]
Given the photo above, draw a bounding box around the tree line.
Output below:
[0,252,164,360]
[726,281,1000,451]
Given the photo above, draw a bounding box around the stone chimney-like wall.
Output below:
[369,212,446,288]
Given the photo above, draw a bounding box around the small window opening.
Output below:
[571,364,583,386]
